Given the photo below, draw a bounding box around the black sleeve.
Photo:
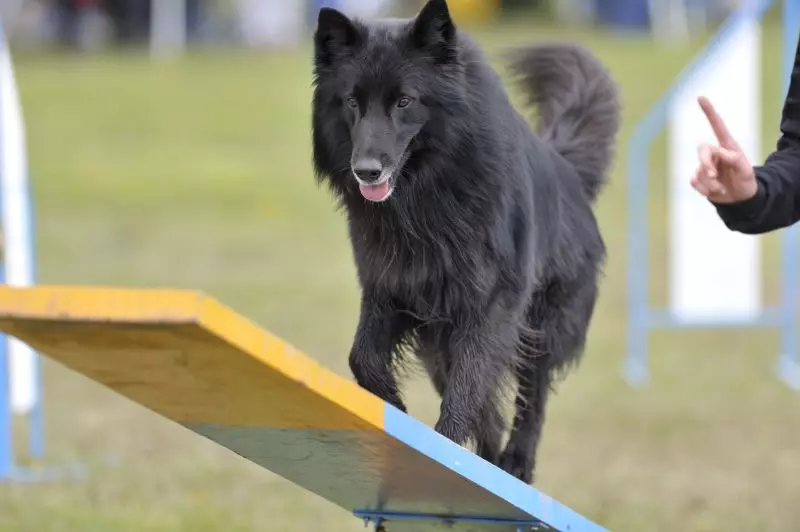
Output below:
[714,34,800,235]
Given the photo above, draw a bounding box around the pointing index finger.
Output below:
[698,96,736,147]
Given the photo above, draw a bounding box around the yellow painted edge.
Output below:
[197,296,386,431]
[0,285,203,323]
[0,285,386,431]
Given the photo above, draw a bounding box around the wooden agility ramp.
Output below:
[0,285,606,532]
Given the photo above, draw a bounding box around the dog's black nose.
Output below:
[352,159,383,183]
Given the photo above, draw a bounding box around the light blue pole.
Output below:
[625,116,652,386]
[0,20,11,482]
[27,197,43,459]
[0,265,10,480]
[0,19,14,482]
[0,19,8,481]
[779,0,800,390]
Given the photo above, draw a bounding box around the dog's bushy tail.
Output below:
[507,42,621,201]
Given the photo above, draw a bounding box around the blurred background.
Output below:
[0,0,799,531]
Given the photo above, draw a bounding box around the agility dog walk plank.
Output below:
[0,285,605,532]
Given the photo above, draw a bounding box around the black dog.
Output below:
[311,0,620,484]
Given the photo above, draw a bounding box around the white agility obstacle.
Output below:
[0,19,45,482]
[626,0,800,391]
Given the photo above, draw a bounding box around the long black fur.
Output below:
[311,0,621,484]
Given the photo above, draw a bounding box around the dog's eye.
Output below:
[397,96,413,109]
[345,97,358,109]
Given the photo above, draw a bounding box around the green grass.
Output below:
[1,17,799,532]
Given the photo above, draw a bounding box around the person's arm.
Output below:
[713,39,800,235]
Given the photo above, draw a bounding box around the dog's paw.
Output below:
[498,448,534,485]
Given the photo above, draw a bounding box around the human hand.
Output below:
[690,96,758,204]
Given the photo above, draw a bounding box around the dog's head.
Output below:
[312,0,461,203]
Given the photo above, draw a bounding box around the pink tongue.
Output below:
[359,181,390,202]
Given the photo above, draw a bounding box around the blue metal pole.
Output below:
[27,199,44,459]
[0,19,11,481]
[625,127,651,386]
[0,265,11,479]
[780,0,800,390]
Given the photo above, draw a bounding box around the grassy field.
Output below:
[1,13,799,532]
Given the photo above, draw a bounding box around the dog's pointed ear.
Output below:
[410,0,457,63]
[315,7,362,67]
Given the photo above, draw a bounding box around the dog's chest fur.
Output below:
[347,203,504,323]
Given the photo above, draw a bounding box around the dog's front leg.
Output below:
[349,289,412,413]
[434,312,517,448]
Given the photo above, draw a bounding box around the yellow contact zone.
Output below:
[0,285,387,433]
[197,295,386,431]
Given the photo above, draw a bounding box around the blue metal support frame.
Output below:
[0,262,9,480]
[0,20,84,484]
[0,19,46,483]
[625,0,800,391]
